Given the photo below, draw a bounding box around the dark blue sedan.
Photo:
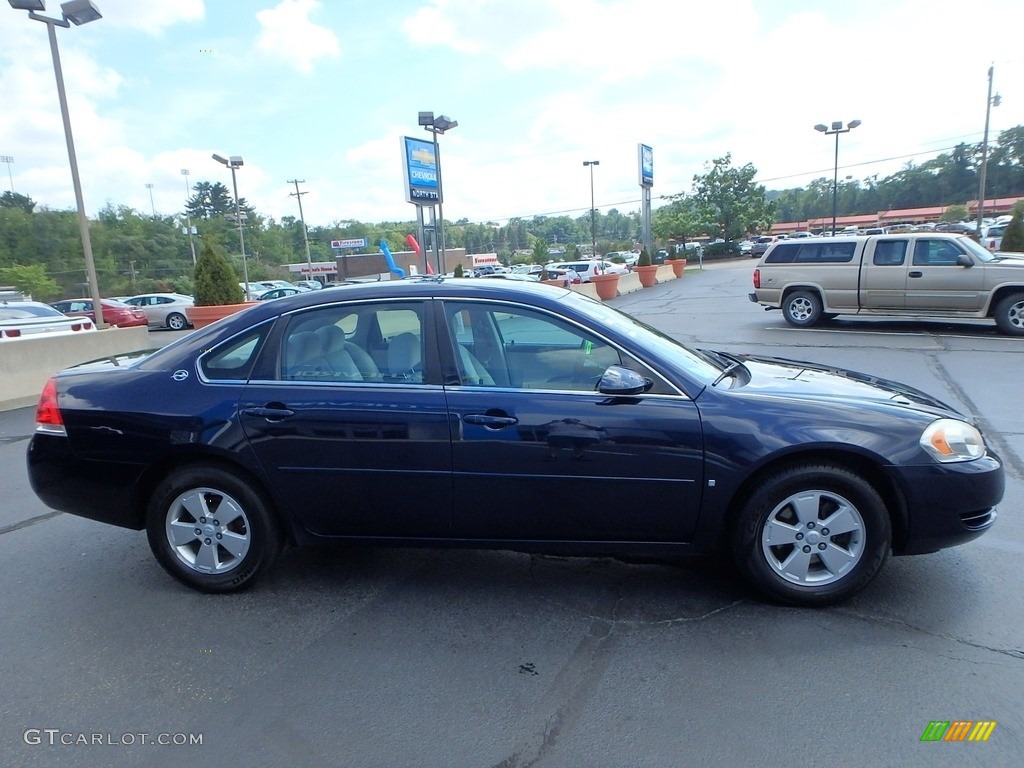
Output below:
[26,279,1002,605]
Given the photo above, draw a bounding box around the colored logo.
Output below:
[920,721,997,742]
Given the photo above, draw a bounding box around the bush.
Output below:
[1001,211,1024,253]
[193,239,243,306]
[703,241,742,258]
[637,249,652,267]
[453,263,464,277]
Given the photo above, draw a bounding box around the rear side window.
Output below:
[765,242,856,263]
[873,240,907,266]
[200,329,267,381]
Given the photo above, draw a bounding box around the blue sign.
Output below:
[402,136,441,205]
[639,143,653,187]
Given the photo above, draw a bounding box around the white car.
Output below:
[0,300,96,341]
[122,293,195,330]
[982,224,1006,251]
[555,260,625,282]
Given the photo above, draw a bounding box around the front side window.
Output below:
[913,239,965,266]
[443,302,624,391]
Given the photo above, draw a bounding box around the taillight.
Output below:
[35,377,66,435]
[3,329,20,338]
[753,268,761,289]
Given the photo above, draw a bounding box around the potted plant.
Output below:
[634,249,658,288]
[589,263,620,300]
[453,263,465,277]
[185,239,252,329]
[668,251,687,278]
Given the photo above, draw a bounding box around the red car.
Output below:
[50,298,149,328]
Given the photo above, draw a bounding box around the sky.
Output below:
[2,0,1024,231]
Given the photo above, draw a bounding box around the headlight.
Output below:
[920,419,986,463]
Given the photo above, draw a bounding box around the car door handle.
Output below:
[463,414,518,428]
[909,271,923,278]
[243,406,296,421]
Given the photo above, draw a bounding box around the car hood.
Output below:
[729,354,962,418]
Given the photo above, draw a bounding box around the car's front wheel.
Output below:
[781,290,823,327]
[732,463,891,606]
[166,312,188,331]
[993,292,1024,336]
[146,466,283,593]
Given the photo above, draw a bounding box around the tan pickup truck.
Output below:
[749,233,1024,335]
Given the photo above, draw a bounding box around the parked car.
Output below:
[291,280,322,291]
[122,293,194,330]
[50,298,148,328]
[0,300,96,340]
[750,236,775,258]
[749,232,1024,334]
[258,287,305,301]
[26,279,1001,606]
[554,260,622,282]
[982,224,1006,252]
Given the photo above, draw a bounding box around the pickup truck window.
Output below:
[765,241,856,264]
[913,239,965,266]
[872,240,907,266]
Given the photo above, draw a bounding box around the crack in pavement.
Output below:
[0,510,62,536]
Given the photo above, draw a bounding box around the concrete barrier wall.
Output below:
[617,272,643,295]
[569,282,600,300]
[655,264,677,283]
[0,326,151,411]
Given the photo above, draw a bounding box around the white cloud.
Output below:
[255,0,340,75]
[93,0,205,34]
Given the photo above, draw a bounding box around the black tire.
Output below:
[166,312,188,331]
[731,463,891,607]
[146,466,283,593]
[782,290,823,327]
[993,292,1024,336]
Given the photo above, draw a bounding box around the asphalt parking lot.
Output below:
[1,260,1021,767]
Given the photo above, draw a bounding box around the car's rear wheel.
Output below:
[782,290,823,327]
[146,466,283,593]
[732,463,891,606]
[993,292,1024,336]
[166,312,188,331]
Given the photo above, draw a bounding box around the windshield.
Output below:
[960,236,998,262]
[561,292,722,382]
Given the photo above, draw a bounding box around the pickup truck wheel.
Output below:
[732,463,891,606]
[994,293,1024,336]
[782,290,823,327]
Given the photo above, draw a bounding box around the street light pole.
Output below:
[0,155,13,193]
[181,168,196,265]
[288,179,314,282]
[145,182,155,217]
[814,120,861,236]
[419,111,457,274]
[212,153,250,299]
[583,160,599,258]
[976,65,1001,236]
[10,0,106,327]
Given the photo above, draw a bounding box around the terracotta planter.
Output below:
[589,272,620,300]
[186,302,258,329]
[670,258,687,278]
[541,278,566,287]
[634,265,658,288]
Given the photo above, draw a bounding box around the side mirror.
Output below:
[957,254,973,267]
[598,365,653,396]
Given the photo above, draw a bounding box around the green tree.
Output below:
[941,204,969,222]
[193,237,243,306]
[653,195,703,245]
[0,263,60,300]
[1000,207,1024,253]
[0,191,36,213]
[531,237,549,264]
[691,154,774,243]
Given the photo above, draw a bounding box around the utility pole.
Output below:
[288,179,314,282]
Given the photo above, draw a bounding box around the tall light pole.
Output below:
[0,155,13,193]
[976,65,1001,236]
[288,179,314,282]
[419,111,457,273]
[145,182,155,217]
[212,153,250,299]
[9,0,106,327]
[814,119,861,236]
[180,169,196,265]
[583,160,599,258]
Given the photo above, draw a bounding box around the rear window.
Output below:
[764,242,857,264]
